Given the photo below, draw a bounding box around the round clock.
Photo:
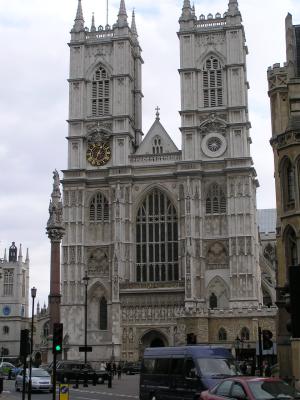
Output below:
[3,306,11,316]
[86,142,111,166]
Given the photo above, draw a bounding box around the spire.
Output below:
[91,12,96,32]
[131,9,138,36]
[192,4,195,17]
[3,248,7,262]
[180,0,193,21]
[117,0,128,27]
[72,0,85,32]
[9,242,17,262]
[25,248,29,263]
[46,170,65,242]
[37,301,40,315]
[18,244,23,262]
[228,0,239,14]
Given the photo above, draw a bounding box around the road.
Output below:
[0,374,139,400]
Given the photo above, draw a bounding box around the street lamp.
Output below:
[28,286,37,400]
[234,335,241,362]
[82,271,90,387]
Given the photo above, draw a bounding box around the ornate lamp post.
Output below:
[234,335,241,362]
[83,271,90,387]
[28,286,37,400]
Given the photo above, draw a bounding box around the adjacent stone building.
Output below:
[0,243,29,358]
[59,0,277,363]
[268,13,300,383]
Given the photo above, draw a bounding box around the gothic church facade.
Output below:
[61,0,276,362]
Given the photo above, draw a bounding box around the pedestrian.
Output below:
[117,363,122,379]
[112,362,117,376]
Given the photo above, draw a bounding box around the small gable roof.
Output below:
[135,117,179,155]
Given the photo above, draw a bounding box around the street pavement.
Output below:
[0,374,139,400]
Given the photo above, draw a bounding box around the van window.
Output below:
[185,358,197,378]
[142,359,155,373]
[154,358,169,374]
[170,358,184,374]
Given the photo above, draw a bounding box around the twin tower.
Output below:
[60,0,270,362]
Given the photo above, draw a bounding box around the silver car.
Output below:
[15,368,52,392]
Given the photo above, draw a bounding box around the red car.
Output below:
[200,377,300,400]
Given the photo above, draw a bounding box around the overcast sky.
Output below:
[0,0,299,308]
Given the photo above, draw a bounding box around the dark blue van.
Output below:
[140,346,240,400]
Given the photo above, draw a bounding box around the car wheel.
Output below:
[98,377,104,384]
[63,376,68,383]
[126,370,130,375]
[150,395,157,400]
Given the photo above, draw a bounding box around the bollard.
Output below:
[0,376,3,394]
[92,373,97,386]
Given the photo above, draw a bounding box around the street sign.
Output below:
[79,346,93,352]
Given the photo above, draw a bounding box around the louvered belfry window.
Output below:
[206,183,226,214]
[203,56,223,108]
[136,189,179,282]
[91,66,110,116]
[89,193,109,222]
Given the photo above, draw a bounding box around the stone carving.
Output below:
[207,242,228,264]
[199,114,227,135]
[87,248,109,276]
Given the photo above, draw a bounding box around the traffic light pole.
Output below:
[52,351,57,400]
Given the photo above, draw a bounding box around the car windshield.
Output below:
[248,380,300,400]
[196,358,241,377]
[31,370,50,378]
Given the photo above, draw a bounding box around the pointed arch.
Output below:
[206,183,226,214]
[89,192,109,222]
[152,135,163,154]
[87,280,109,331]
[280,156,295,210]
[89,64,111,117]
[284,225,298,267]
[207,276,230,309]
[203,55,224,108]
[136,188,179,282]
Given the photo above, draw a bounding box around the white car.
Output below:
[15,368,52,392]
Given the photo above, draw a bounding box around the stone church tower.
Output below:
[61,0,275,363]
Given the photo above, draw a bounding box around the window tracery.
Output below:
[89,193,109,222]
[206,183,226,214]
[136,189,179,282]
[91,66,110,116]
[152,136,163,154]
[203,56,223,108]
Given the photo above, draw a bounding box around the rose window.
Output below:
[207,137,222,152]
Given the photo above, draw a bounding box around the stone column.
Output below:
[46,170,65,345]
[291,339,300,389]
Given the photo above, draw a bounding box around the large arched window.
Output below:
[203,56,223,108]
[99,297,108,330]
[91,66,110,116]
[89,193,109,222]
[285,226,298,267]
[136,189,178,282]
[206,183,226,214]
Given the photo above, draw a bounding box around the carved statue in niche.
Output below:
[207,276,229,309]
[207,242,227,265]
[87,248,109,276]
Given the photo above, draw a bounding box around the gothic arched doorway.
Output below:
[139,330,168,359]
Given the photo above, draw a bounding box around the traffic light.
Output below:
[20,329,30,357]
[288,266,300,338]
[53,323,63,354]
[262,330,273,350]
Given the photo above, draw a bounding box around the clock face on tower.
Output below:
[86,142,111,166]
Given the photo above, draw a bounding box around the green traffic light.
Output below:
[55,345,61,351]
